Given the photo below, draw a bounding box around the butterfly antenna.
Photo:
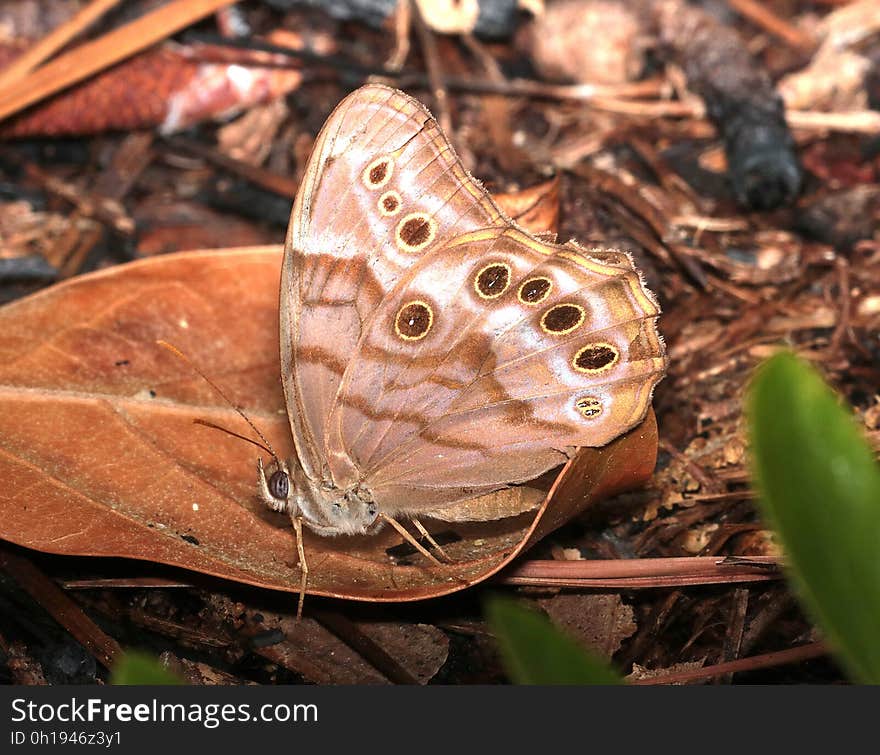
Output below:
[156,340,281,464]
[192,419,274,456]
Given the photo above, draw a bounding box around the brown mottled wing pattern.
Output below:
[369,239,665,513]
[328,223,665,516]
[281,85,503,484]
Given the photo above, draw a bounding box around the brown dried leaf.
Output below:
[247,616,391,684]
[0,247,658,602]
[493,176,560,237]
[357,622,449,683]
[539,593,636,658]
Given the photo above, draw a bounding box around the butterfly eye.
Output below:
[573,343,619,373]
[268,470,290,500]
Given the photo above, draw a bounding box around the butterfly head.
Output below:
[258,457,295,514]
[259,457,379,536]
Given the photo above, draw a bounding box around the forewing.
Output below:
[281,85,503,483]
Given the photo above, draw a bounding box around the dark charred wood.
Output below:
[796,186,880,252]
[654,0,802,210]
[201,179,294,227]
[0,255,57,282]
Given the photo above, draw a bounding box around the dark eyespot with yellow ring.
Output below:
[395,300,433,341]
[518,277,552,305]
[573,343,619,373]
[541,303,586,335]
[575,396,603,419]
[379,190,402,216]
[396,213,437,253]
[474,263,511,299]
[363,157,393,189]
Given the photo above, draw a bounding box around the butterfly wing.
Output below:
[282,85,504,484]
[328,224,666,516]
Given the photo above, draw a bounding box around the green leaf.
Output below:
[111,651,185,685]
[747,351,880,683]
[485,596,622,684]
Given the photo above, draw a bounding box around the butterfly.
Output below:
[257,84,666,588]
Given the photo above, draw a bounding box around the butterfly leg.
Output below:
[412,519,451,563]
[380,514,443,567]
[292,514,308,620]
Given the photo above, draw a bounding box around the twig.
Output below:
[394,74,670,103]
[0,0,124,89]
[627,135,703,208]
[163,136,300,198]
[94,132,156,199]
[63,577,194,589]
[671,215,749,232]
[499,556,781,589]
[630,641,828,685]
[705,273,763,305]
[24,163,135,235]
[829,256,852,356]
[700,523,764,555]
[591,99,880,134]
[58,218,103,279]
[460,33,518,167]
[0,547,122,670]
[741,593,796,655]
[717,587,750,683]
[0,0,239,124]
[787,109,880,134]
[411,0,451,137]
[386,0,412,71]
[726,0,816,50]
